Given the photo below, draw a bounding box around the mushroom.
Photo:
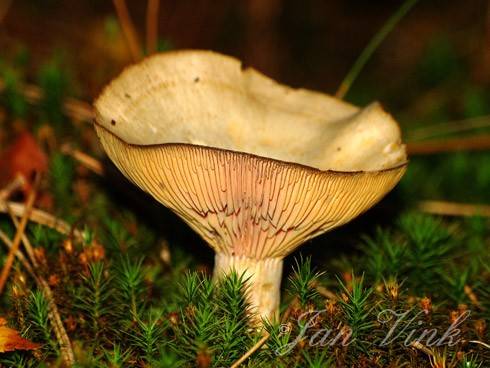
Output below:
[93,50,407,322]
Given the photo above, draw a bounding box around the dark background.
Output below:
[2,0,488,109]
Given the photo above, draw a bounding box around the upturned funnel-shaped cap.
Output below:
[94,50,407,259]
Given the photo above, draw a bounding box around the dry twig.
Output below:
[0,175,39,294]
[0,201,83,240]
[230,331,270,368]
[0,175,26,201]
[8,213,38,268]
[61,144,104,175]
[0,227,75,365]
[469,340,490,349]
[409,341,444,367]
[315,284,338,301]
[0,78,94,122]
[417,200,490,217]
[407,135,490,155]
[12,218,74,365]
[39,277,75,365]
[0,177,76,364]
[146,0,160,54]
[113,0,143,61]
[407,115,490,141]
[0,230,34,277]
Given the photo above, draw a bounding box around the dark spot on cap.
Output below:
[194,77,200,83]
[337,147,342,152]
[111,119,116,126]
[124,93,131,99]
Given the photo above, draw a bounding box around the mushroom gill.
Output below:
[94,50,407,322]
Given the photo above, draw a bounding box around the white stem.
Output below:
[213,253,283,323]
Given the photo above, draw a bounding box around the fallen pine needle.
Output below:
[61,144,104,175]
[407,134,490,155]
[8,214,39,269]
[0,229,75,365]
[39,278,75,365]
[0,78,94,123]
[0,175,26,201]
[470,340,490,349]
[0,230,35,278]
[146,0,160,54]
[407,114,490,141]
[417,200,490,217]
[113,0,143,61]
[230,331,270,368]
[0,175,39,295]
[315,284,338,301]
[0,201,83,240]
[409,341,438,361]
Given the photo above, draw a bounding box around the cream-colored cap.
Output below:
[94,50,407,258]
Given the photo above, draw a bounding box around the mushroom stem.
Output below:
[213,253,283,323]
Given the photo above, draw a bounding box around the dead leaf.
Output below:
[0,317,41,353]
[0,131,48,195]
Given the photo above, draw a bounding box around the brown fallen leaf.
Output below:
[0,131,48,195]
[0,317,41,353]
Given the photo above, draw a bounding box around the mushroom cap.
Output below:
[94,50,407,258]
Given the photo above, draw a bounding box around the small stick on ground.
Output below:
[8,213,38,267]
[63,96,95,122]
[417,200,490,217]
[409,341,434,357]
[407,114,490,141]
[407,135,490,155]
[469,340,490,349]
[39,278,75,365]
[313,282,338,301]
[15,225,75,365]
[0,230,35,278]
[0,201,83,240]
[0,78,94,122]
[146,0,160,54]
[61,144,104,176]
[0,175,39,294]
[2,201,82,361]
[0,229,75,365]
[113,0,143,61]
[230,331,270,368]
[0,175,26,201]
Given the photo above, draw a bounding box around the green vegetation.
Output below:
[0,3,489,366]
